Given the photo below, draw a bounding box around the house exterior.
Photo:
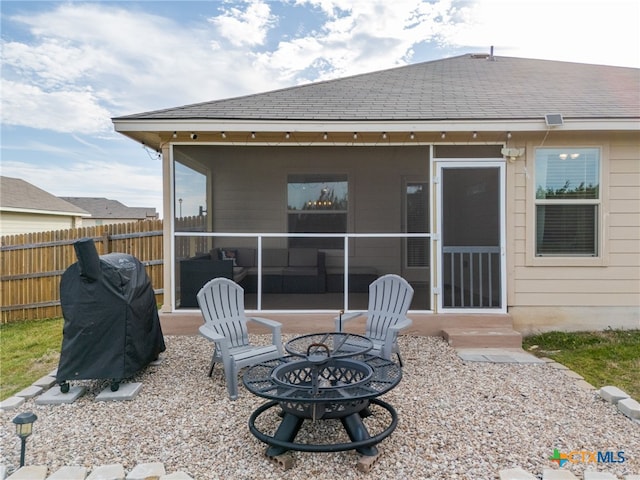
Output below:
[0,176,90,235]
[112,54,640,333]
[60,197,158,226]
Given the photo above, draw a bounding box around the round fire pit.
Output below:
[243,333,402,471]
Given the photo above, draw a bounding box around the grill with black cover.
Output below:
[57,238,165,392]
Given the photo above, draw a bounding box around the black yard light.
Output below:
[12,411,37,467]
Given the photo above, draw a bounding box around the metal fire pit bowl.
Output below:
[271,357,374,419]
[243,333,402,471]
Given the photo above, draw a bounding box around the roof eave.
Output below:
[114,117,639,133]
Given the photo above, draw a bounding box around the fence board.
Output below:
[1,220,164,323]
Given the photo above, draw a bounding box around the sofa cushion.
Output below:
[288,248,317,267]
[283,267,319,276]
[236,248,256,267]
[263,248,288,267]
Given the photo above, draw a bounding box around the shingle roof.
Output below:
[114,55,640,122]
[0,176,89,215]
[60,197,157,219]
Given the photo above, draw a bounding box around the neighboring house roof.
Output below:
[0,176,90,216]
[114,55,640,123]
[61,197,157,220]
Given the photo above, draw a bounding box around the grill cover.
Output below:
[57,238,165,384]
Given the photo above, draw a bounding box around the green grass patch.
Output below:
[0,318,63,400]
[523,329,640,399]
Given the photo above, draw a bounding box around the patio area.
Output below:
[1,334,638,479]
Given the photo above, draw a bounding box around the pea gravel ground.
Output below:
[1,334,638,479]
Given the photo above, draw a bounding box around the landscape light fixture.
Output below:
[13,412,37,467]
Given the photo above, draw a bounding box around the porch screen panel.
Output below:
[406,182,429,267]
[441,167,501,308]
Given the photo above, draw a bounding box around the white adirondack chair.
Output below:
[197,278,284,400]
[335,274,414,365]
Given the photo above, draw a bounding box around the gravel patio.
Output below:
[1,334,638,479]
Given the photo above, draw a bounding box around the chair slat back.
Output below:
[197,278,250,348]
[366,274,414,341]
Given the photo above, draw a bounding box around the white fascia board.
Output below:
[0,206,91,217]
[113,118,640,133]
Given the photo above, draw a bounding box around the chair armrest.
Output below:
[199,324,231,357]
[334,311,364,331]
[247,317,283,354]
[247,316,282,330]
[388,317,412,335]
[380,317,412,359]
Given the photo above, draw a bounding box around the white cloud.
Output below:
[440,0,640,68]
[209,0,276,46]
[1,79,113,133]
[1,159,163,212]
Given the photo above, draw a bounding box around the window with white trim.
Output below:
[535,148,600,256]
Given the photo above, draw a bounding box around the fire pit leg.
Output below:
[341,412,378,457]
[266,412,304,457]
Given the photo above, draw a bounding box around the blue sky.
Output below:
[1,0,639,219]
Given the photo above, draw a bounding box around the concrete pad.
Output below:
[575,379,596,391]
[160,473,194,480]
[624,475,640,480]
[617,397,640,420]
[0,397,25,411]
[126,462,166,480]
[542,468,579,479]
[5,466,48,480]
[32,376,57,389]
[86,464,125,480]
[15,385,43,398]
[456,348,545,364]
[149,357,163,366]
[47,466,88,480]
[96,383,142,402]
[35,385,85,405]
[0,465,7,480]
[499,467,537,480]
[584,471,618,479]
[561,370,584,380]
[547,362,569,370]
[599,385,629,403]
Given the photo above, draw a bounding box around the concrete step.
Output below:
[442,327,522,348]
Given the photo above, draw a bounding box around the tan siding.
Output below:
[510,133,640,322]
[0,211,75,235]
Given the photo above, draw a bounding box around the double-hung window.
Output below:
[287,174,348,249]
[535,148,600,256]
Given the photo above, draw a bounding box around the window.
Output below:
[535,148,600,256]
[287,174,347,248]
[405,181,429,267]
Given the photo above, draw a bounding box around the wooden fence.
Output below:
[1,219,164,323]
